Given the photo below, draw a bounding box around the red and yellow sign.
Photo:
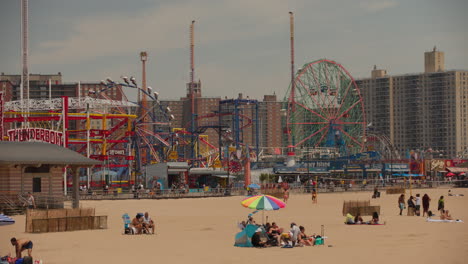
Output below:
[7,128,64,146]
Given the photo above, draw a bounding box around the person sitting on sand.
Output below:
[143,212,155,234]
[280,232,292,246]
[268,222,282,245]
[10,237,33,259]
[345,213,355,224]
[131,214,144,234]
[369,212,380,224]
[440,210,453,220]
[251,228,267,248]
[298,226,314,246]
[238,221,247,230]
[354,213,364,224]
[247,216,256,225]
[289,223,301,246]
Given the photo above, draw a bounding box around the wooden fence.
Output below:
[342,200,380,216]
[26,208,107,233]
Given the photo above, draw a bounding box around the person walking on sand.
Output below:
[437,196,445,214]
[398,194,405,215]
[311,189,317,204]
[422,194,431,217]
[10,237,33,259]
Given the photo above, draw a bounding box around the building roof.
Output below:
[0,142,101,166]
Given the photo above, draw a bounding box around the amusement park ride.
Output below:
[0,4,380,191]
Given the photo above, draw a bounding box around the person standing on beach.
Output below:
[422,194,431,217]
[398,194,405,215]
[437,196,445,213]
[415,194,421,216]
[283,188,289,203]
[311,189,317,204]
[407,196,416,216]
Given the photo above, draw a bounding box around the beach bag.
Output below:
[315,237,324,245]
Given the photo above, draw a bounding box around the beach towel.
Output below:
[426,218,463,223]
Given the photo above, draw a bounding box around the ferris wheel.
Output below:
[284,59,366,154]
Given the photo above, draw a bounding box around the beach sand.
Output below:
[1,187,468,264]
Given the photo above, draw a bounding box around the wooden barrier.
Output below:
[26,208,104,233]
[342,200,380,216]
[386,187,405,194]
[31,216,107,233]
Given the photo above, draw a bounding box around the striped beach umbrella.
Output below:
[241,195,286,210]
[0,214,15,226]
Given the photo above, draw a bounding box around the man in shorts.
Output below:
[10,237,33,258]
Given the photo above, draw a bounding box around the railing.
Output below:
[59,179,466,201]
[0,191,66,213]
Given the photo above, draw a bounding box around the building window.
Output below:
[33,177,42,193]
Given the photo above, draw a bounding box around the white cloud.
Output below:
[359,1,398,13]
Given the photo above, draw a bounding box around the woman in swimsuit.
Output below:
[283,188,289,203]
[298,226,313,246]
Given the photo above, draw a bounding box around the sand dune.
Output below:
[1,187,468,264]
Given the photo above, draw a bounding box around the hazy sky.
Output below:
[0,0,467,101]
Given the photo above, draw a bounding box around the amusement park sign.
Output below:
[7,128,64,146]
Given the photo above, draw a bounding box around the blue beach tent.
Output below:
[234,224,266,247]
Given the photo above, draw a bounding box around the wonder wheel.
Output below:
[284,59,366,155]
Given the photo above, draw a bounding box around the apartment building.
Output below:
[357,48,468,158]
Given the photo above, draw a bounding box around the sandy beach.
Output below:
[1,187,468,264]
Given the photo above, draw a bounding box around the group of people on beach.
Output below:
[344,212,380,225]
[245,219,322,248]
[397,191,456,220]
[130,212,155,234]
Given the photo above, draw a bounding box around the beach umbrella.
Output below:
[241,195,286,223]
[278,176,283,183]
[248,183,260,189]
[241,195,286,211]
[0,214,15,226]
[446,172,456,177]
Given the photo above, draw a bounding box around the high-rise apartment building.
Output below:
[357,49,468,158]
[258,94,283,154]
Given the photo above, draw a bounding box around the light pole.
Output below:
[100,76,172,186]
